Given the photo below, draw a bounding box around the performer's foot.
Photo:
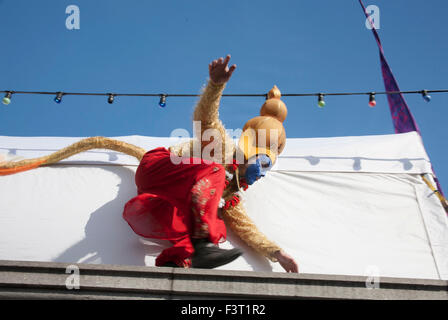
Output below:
[191,239,242,269]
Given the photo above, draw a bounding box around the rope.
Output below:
[421,174,448,212]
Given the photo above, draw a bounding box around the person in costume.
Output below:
[0,55,298,273]
[123,55,297,271]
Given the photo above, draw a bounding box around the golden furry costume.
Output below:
[0,79,288,263]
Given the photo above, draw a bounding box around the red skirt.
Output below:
[122,147,227,267]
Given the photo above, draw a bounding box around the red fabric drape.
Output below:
[122,147,227,267]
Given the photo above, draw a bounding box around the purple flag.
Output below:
[359,0,420,134]
[359,1,445,198]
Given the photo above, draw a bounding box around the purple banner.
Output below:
[359,0,420,134]
[359,1,445,198]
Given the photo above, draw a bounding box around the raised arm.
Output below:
[193,55,236,158]
[193,80,227,132]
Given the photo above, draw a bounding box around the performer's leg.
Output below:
[154,161,241,269]
[188,170,242,269]
[190,169,225,241]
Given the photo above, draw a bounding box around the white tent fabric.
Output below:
[0,131,447,280]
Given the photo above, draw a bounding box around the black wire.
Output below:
[1,89,446,98]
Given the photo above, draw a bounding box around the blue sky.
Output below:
[0,0,447,192]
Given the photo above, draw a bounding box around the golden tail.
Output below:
[0,136,147,176]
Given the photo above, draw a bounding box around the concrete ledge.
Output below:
[0,260,446,300]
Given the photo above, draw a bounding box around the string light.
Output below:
[2,92,12,105]
[422,90,431,102]
[108,94,115,104]
[369,92,376,107]
[159,94,167,108]
[0,89,446,107]
[318,94,325,108]
[54,92,63,104]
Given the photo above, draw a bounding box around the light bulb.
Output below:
[422,90,431,102]
[2,92,12,105]
[318,94,325,108]
[159,94,167,108]
[54,92,63,104]
[369,93,376,107]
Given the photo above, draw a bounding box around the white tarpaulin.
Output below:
[0,131,447,280]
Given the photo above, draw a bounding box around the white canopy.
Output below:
[0,132,447,280]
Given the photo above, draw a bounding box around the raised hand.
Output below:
[209,54,237,85]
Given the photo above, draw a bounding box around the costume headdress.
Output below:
[237,85,287,164]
